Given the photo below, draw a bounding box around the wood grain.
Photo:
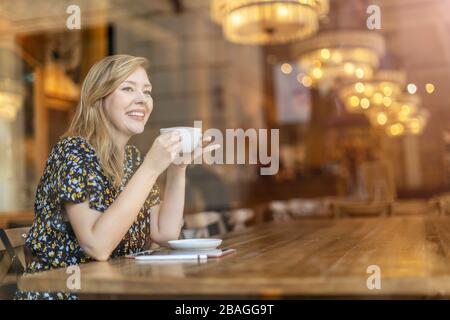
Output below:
[17,216,450,298]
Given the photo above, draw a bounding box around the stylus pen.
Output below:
[135,254,208,261]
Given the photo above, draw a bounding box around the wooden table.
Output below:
[17,216,450,298]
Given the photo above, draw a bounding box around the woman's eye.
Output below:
[144,90,152,96]
[122,87,133,92]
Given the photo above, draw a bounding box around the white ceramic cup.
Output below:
[160,127,202,154]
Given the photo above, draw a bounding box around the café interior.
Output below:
[2,0,450,299]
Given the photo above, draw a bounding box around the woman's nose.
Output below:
[134,91,146,103]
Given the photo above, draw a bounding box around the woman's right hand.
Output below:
[143,132,182,176]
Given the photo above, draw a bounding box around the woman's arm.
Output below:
[65,132,181,261]
[149,136,221,246]
[149,166,186,246]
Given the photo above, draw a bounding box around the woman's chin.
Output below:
[127,126,145,135]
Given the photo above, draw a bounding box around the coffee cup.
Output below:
[160,127,201,153]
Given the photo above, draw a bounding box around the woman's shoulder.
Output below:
[53,136,96,159]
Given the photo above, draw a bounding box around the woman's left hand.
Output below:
[170,135,221,170]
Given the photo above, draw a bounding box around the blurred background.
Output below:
[1,0,450,235]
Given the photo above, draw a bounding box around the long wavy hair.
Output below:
[63,54,149,188]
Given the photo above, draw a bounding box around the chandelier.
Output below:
[211,0,329,45]
[0,79,25,121]
[294,30,386,88]
[382,95,429,137]
[338,70,429,136]
[339,70,406,114]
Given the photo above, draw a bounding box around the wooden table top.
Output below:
[17,216,450,298]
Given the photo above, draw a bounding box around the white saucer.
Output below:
[168,238,222,250]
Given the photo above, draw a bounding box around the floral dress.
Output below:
[15,136,160,300]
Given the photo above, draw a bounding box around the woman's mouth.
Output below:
[126,111,145,121]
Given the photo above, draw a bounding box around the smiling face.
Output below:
[103,66,153,140]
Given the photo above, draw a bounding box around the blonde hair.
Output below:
[63,54,149,188]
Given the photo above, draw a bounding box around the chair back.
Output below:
[0,227,30,299]
[182,212,227,238]
[227,209,254,232]
[268,201,292,222]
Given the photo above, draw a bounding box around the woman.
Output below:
[15,54,218,299]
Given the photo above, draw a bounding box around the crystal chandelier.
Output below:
[211,0,329,45]
[338,70,429,136]
[294,30,386,88]
[0,79,24,121]
[339,70,406,114]
[383,95,429,137]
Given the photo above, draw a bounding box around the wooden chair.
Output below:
[182,212,227,239]
[0,227,30,299]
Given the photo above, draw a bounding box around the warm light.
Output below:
[332,52,343,63]
[383,86,393,96]
[355,82,365,93]
[383,96,392,107]
[295,31,385,88]
[301,75,313,87]
[373,93,383,104]
[211,0,330,45]
[277,5,289,17]
[398,105,411,121]
[0,91,23,121]
[388,123,405,136]
[312,67,323,79]
[425,83,435,94]
[320,49,331,60]
[350,96,360,107]
[355,68,365,79]
[377,112,388,125]
[409,119,421,134]
[360,98,370,109]
[401,104,411,115]
[407,83,417,94]
[364,84,374,97]
[281,63,293,74]
[344,63,355,75]
[230,14,243,26]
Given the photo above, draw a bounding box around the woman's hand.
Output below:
[171,135,221,170]
[143,131,182,176]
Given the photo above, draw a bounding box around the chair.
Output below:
[430,193,450,216]
[182,212,227,239]
[0,227,30,300]
[287,198,332,218]
[268,201,292,222]
[226,209,255,232]
[331,160,395,218]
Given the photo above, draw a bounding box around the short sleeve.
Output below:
[54,137,104,210]
[57,150,89,204]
